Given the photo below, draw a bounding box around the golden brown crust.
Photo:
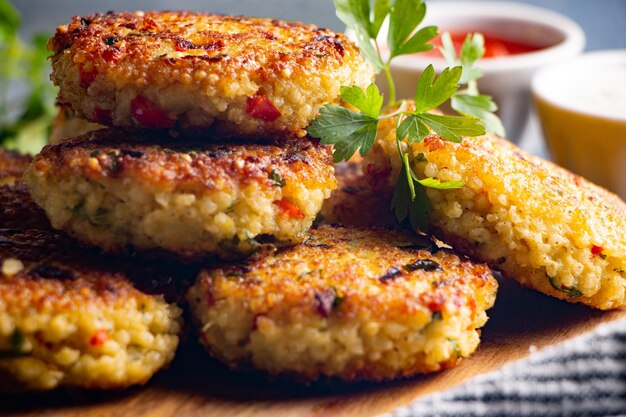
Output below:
[200,226,495,321]
[31,128,334,195]
[189,225,498,381]
[0,149,31,186]
[365,100,626,309]
[49,11,372,135]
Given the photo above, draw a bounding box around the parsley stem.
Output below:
[383,64,397,109]
[467,80,479,96]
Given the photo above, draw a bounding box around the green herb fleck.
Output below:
[414,153,427,163]
[449,339,462,357]
[10,328,24,352]
[104,36,118,46]
[90,150,101,158]
[269,169,286,187]
[431,311,442,321]
[71,202,84,214]
[548,276,583,298]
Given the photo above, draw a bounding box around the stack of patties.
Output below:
[18,11,499,385]
[0,150,189,391]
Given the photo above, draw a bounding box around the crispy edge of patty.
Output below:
[24,129,337,258]
[188,225,498,381]
[363,101,626,309]
[0,227,186,391]
[49,11,373,134]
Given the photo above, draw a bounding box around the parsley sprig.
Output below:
[309,0,503,231]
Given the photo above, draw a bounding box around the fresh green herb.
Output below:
[414,152,427,163]
[309,0,493,231]
[0,0,56,154]
[430,311,442,321]
[548,276,583,298]
[269,169,286,187]
[332,287,344,309]
[449,338,462,357]
[10,328,24,351]
[308,83,383,162]
[440,32,505,137]
[104,36,118,46]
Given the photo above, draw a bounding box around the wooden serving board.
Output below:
[3,277,625,417]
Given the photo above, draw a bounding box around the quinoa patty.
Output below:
[24,129,336,259]
[363,101,626,310]
[318,161,397,227]
[49,11,373,136]
[0,227,184,391]
[188,225,497,381]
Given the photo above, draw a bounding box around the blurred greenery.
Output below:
[0,0,56,155]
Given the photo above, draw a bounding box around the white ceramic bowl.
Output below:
[368,1,585,142]
[532,50,626,198]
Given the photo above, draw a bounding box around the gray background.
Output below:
[11,0,626,156]
[13,0,626,51]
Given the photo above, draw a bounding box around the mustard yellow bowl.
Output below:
[532,50,626,199]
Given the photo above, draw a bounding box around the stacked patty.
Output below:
[363,101,626,310]
[188,226,497,381]
[16,10,502,388]
[0,159,186,391]
[24,129,336,259]
[49,11,373,136]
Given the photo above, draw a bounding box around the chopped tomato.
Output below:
[274,198,305,219]
[130,95,175,128]
[102,48,121,63]
[90,329,110,346]
[425,31,542,59]
[79,66,98,89]
[591,245,604,257]
[246,95,281,122]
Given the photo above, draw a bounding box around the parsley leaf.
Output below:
[308,83,384,162]
[416,113,485,143]
[391,157,431,232]
[414,177,464,189]
[388,0,437,58]
[397,114,429,143]
[452,94,505,137]
[413,65,462,113]
[307,105,379,162]
[334,0,384,71]
[340,83,384,118]
[439,31,505,137]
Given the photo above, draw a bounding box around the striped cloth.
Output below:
[385,318,626,417]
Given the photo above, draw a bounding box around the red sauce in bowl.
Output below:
[426,31,544,58]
